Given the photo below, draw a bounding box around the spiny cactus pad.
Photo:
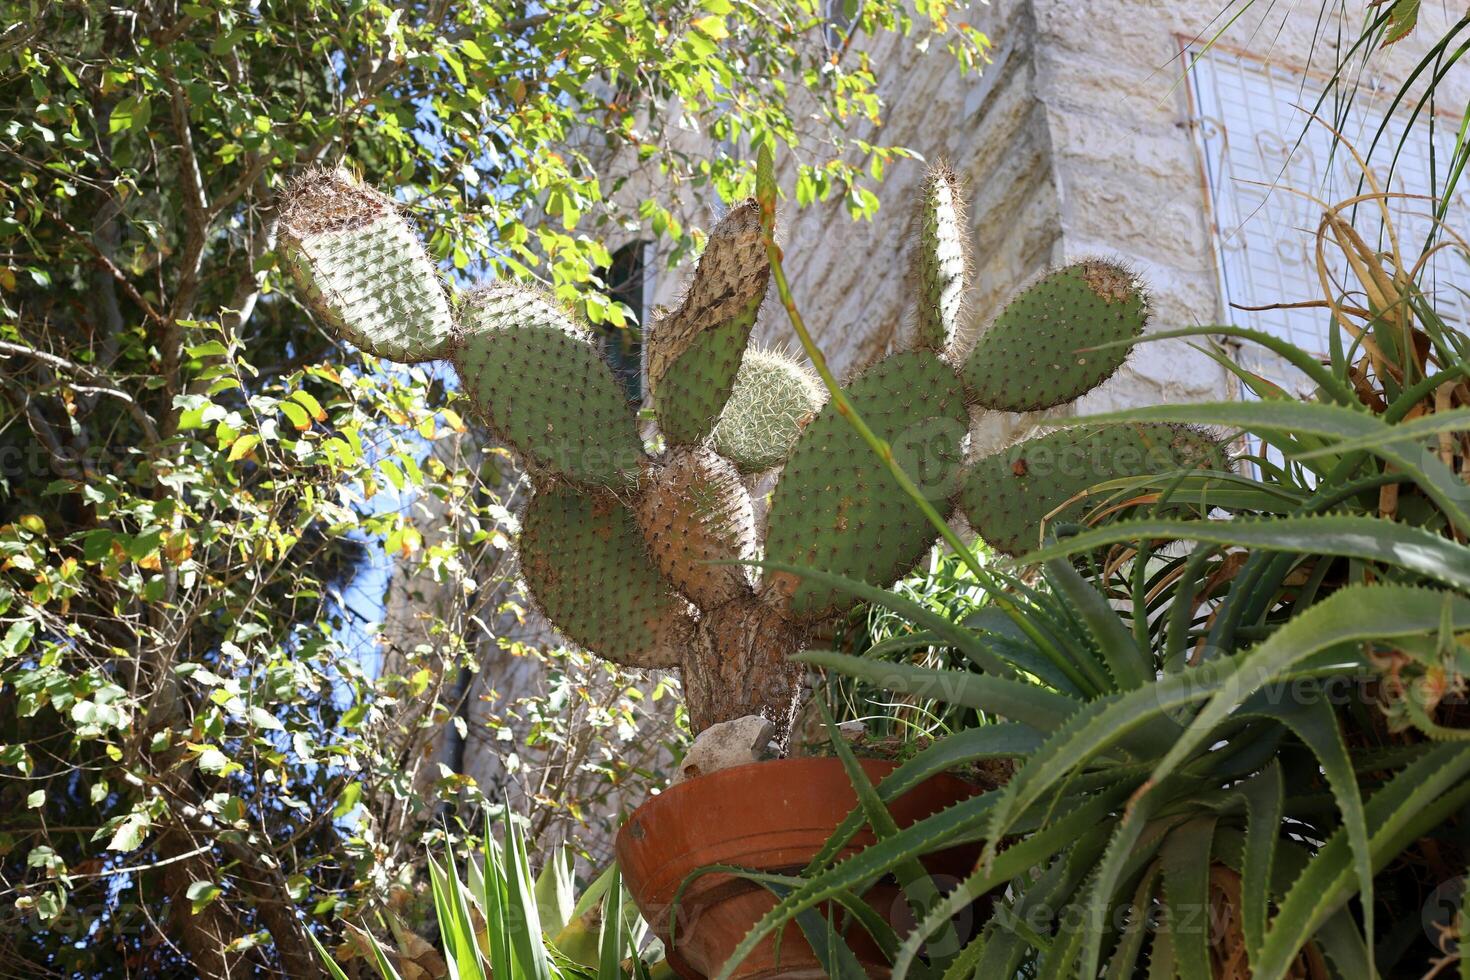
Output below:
[648,201,769,446]
[960,260,1148,412]
[764,350,968,618]
[518,482,690,668]
[455,284,644,486]
[957,423,1221,556]
[909,165,970,352]
[278,169,455,363]
[633,447,757,608]
[709,347,826,472]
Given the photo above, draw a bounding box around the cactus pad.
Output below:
[278,169,455,363]
[763,350,968,618]
[518,482,691,668]
[957,423,1222,556]
[909,165,971,352]
[633,447,757,608]
[648,201,769,446]
[455,284,644,486]
[709,347,826,472]
[960,260,1148,412]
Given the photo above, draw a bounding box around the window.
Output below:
[600,240,649,404]
[1185,45,1469,393]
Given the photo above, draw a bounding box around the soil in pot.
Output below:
[615,756,989,980]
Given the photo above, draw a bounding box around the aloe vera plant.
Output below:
[727,168,1470,977]
[277,166,1214,744]
[311,811,667,980]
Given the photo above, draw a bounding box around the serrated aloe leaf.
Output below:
[1023,514,1470,592]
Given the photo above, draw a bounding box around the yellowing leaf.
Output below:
[228,434,261,462]
[291,389,327,422]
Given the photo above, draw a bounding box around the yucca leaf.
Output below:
[364,927,406,980]
[1160,818,1217,980]
[537,845,577,938]
[1057,401,1470,533]
[427,853,484,980]
[793,650,1081,732]
[482,825,513,980]
[1256,743,1470,978]
[502,810,553,980]
[1024,514,1470,592]
[596,866,624,980]
[308,929,355,980]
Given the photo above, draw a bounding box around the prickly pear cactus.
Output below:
[278,165,1216,744]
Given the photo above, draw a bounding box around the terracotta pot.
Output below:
[615,757,986,980]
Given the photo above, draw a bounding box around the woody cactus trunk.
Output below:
[278,166,1210,744]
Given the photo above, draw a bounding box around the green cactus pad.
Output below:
[278,169,455,363]
[960,260,1148,412]
[648,201,769,446]
[455,284,644,486]
[764,350,969,619]
[709,347,826,473]
[633,447,756,607]
[519,482,690,669]
[957,423,1222,556]
[909,165,971,352]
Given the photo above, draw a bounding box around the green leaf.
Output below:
[333,781,361,818]
[1025,514,1470,592]
[187,880,222,914]
[793,650,1080,732]
[1159,818,1216,980]
[107,812,150,851]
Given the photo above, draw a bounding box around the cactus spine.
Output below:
[279,164,1215,745]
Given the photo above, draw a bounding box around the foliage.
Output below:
[315,810,668,980]
[725,144,1470,978]
[0,0,986,974]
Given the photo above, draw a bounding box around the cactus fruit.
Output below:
[956,424,1220,556]
[909,165,970,351]
[278,162,1211,745]
[456,284,644,487]
[960,260,1148,412]
[277,169,455,363]
[709,347,826,472]
[647,201,768,447]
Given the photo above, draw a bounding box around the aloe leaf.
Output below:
[1256,743,1470,978]
[820,699,947,952]
[793,650,1081,732]
[1239,761,1285,962]
[1105,865,1162,980]
[1023,514,1470,592]
[1257,697,1375,974]
[803,722,1041,876]
[758,879,870,980]
[1159,818,1217,980]
[1056,401,1470,533]
[1042,558,1151,689]
[888,785,1134,979]
[709,788,1005,980]
[753,560,1022,679]
[1146,585,1470,813]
